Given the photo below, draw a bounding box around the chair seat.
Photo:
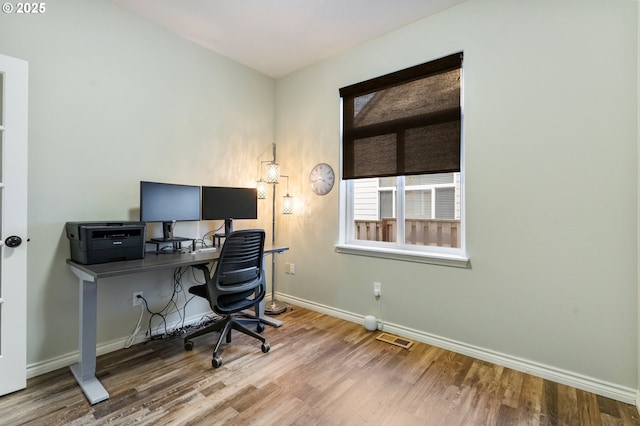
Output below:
[189,284,254,309]
[188,285,207,298]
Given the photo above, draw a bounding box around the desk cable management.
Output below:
[124,264,221,347]
[124,228,226,348]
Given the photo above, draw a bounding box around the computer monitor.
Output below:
[201,186,258,236]
[139,181,200,241]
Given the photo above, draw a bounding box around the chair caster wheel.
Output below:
[184,340,194,351]
[257,323,265,333]
[261,342,270,353]
[212,356,223,368]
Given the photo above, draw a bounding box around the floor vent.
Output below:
[376,333,414,349]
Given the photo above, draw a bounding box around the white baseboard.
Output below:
[26,311,215,379]
[276,293,638,405]
[28,294,637,407]
[27,338,125,379]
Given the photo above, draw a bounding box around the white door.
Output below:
[0,53,28,396]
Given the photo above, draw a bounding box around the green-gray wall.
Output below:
[275,0,638,401]
[0,0,275,366]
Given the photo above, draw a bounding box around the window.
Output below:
[338,53,466,265]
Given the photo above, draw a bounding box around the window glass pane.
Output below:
[352,173,461,248]
[406,173,453,186]
[353,178,379,221]
[354,178,397,242]
[406,189,431,219]
[435,187,455,219]
[404,173,460,248]
[379,190,394,219]
[342,53,464,255]
[378,177,395,187]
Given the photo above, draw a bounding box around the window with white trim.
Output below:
[338,53,465,261]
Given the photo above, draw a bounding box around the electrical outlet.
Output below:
[373,282,381,297]
[133,291,143,306]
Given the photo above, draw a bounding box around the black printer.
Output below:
[66,221,146,265]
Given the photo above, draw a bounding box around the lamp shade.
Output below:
[256,179,268,199]
[265,162,280,183]
[282,193,294,215]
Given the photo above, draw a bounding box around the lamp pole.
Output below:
[265,143,287,314]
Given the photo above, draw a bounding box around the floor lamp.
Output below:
[257,143,291,315]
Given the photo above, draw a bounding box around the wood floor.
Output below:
[1,306,639,425]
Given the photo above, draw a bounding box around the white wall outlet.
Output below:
[285,263,296,275]
[133,291,143,306]
[373,282,381,297]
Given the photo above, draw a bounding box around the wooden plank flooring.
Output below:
[1,306,639,425]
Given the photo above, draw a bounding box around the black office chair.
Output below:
[184,229,270,368]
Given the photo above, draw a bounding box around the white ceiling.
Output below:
[110,0,467,78]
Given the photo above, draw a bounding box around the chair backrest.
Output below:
[208,229,266,315]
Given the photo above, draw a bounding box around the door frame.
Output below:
[0,52,29,397]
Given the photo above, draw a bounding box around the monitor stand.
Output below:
[149,221,193,253]
[224,219,233,237]
[162,220,177,241]
[212,219,234,248]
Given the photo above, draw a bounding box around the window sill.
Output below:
[334,243,469,268]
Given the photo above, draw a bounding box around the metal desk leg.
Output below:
[68,267,109,404]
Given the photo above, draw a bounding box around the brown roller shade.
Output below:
[340,52,463,180]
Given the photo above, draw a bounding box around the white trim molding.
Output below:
[28,294,636,406]
[28,338,124,379]
[27,311,215,379]
[335,243,469,268]
[277,293,637,405]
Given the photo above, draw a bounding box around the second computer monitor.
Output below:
[201,186,258,236]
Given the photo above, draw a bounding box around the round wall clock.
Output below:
[309,163,335,195]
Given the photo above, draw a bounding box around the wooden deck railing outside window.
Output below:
[355,218,460,248]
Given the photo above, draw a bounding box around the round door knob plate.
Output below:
[5,236,22,248]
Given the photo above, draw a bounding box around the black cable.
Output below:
[138,295,168,339]
[179,264,211,330]
[193,238,207,249]
[136,263,217,342]
[137,267,187,339]
[201,225,223,248]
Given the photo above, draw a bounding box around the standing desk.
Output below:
[66,244,289,405]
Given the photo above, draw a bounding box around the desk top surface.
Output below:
[67,244,289,279]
